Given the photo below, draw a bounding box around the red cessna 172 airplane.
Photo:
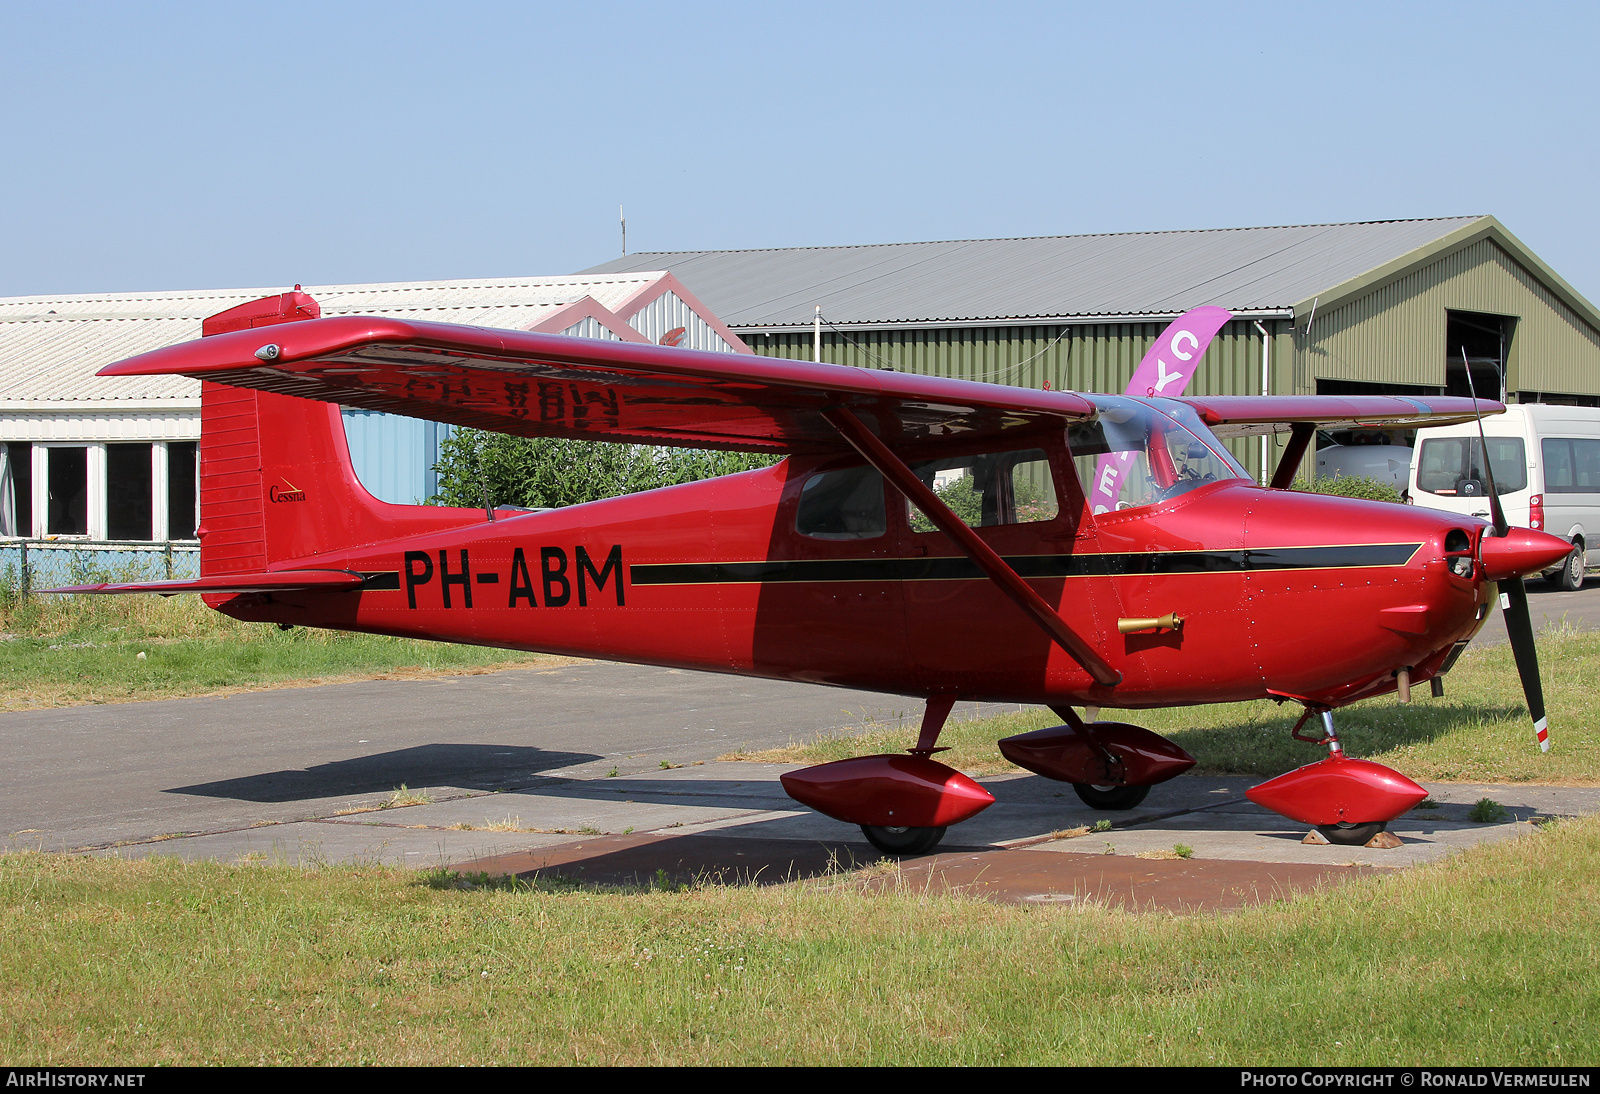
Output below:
[57,290,1572,855]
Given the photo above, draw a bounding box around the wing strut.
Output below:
[823,407,1122,687]
[1269,422,1316,489]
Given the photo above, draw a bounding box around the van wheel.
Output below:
[1556,542,1585,591]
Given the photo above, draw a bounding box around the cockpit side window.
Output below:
[796,465,887,539]
[905,448,1060,533]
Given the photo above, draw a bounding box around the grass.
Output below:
[1,817,1596,1065]
[381,785,434,809]
[730,626,1600,785]
[0,592,573,711]
[1470,798,1510,823]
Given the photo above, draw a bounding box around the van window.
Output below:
[1416,437,1527,496]
[1542,438,1600,493]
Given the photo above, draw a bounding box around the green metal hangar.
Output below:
[584,216,1600,479]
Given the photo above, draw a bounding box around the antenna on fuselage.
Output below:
[469,433,497,523]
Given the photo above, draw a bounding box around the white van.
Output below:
[1409,403,1600,590]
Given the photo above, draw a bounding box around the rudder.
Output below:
[198,380,479,575]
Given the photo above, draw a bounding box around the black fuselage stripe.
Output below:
[630,544,1422,585]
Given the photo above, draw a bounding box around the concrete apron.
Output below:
[86,763,1599,915]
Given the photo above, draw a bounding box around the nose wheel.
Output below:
[1317,820,1388,846]
[860,825,947,856]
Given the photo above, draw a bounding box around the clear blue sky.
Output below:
[3,0,1597,302]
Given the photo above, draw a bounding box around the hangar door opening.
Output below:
[1445,310,1515,401]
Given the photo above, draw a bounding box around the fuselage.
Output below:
[215,444,1492,712]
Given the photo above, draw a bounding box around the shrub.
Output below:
[1296,475,1406,504]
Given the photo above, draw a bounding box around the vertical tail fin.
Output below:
[198,381,479,575]
[195,290,481,576]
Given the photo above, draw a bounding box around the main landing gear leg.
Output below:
[858,695,956,856]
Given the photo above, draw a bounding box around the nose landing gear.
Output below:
[1246,707,1427,845]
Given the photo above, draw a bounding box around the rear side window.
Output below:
[797,465,886,539]
[1416,437,1527,496]
[1542,438,1600,493]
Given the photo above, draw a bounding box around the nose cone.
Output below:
[1479,527,1573,581]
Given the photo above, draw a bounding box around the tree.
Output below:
[430,430,780,509]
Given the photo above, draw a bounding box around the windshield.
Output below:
[1069,396,1249,514]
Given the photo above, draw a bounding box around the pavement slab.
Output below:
[93,762,1590,889]
[449,833,1383,914]
[10,658,1595,914]
[0,660,1017,851]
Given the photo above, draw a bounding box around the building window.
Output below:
[167,442,198,540]
[0,443,29,537]
[46,446,90,536]
[107,444,154,541]
[6,441,197,542]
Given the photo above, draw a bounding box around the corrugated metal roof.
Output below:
[579,218,1488,328]
[0,273,666,403]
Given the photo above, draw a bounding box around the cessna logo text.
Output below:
[403,546,624,609]
[268,484,308,503]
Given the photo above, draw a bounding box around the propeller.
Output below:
[1463,352,1554,752]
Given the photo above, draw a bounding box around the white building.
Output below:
[0,271,746,548]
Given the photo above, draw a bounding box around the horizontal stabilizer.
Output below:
[43,570,367,596]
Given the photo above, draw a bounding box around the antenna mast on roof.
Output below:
[620,205,627,256]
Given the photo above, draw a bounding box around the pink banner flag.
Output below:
[1089,306,1233,514]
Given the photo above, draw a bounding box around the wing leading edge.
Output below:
[99,317,1098,453]
[1177,394,1503,439]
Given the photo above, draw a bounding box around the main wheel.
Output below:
[859,825,946,856]
[1555,542,1585,591]
[1316,820,1387,846]
[1071,783,1150,810]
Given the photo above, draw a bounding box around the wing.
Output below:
[1176,394,1502,439]
[100,317,1097,453]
